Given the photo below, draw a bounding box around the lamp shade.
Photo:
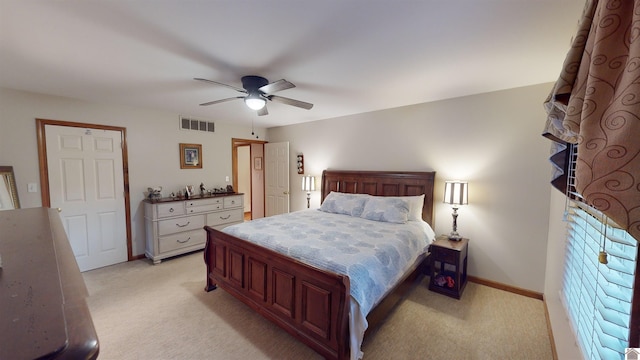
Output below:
[302,175,316,192]
[244,93,266,110]
[443,181,468,205]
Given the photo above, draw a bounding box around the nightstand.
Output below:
[428,235,468,299]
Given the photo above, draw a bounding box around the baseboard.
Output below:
[467,275,543,300]
[130,254,146,261]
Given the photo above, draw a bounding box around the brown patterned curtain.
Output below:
[543,0,640,243]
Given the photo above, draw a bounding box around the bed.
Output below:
[203,170,436,360]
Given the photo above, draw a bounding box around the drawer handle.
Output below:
[177,237,190,244]
[220,214,231,220]
[176,221,191,228]
[169,208,174,213]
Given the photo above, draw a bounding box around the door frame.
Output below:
[231,138,267,218]
[36,118,133,261]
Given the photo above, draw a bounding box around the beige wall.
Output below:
[0,87,264,256]
[267,83,554,293]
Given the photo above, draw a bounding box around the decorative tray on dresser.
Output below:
[144,193,244,264]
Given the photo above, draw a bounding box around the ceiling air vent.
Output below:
[179,115,215,133]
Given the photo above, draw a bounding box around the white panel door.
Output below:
[46,125,127,271]
[264,142,289,217]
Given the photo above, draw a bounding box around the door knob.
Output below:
[283,191,290,195]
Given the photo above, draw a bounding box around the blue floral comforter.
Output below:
[222,209,435,358]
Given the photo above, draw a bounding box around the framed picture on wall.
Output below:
[254,157,262,170]
[180,143,202,169]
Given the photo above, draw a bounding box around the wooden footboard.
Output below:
[204,226,351,360]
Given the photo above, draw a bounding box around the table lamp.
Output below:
[443,180,468,240]
[301,175,316,208]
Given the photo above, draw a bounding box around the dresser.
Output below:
[144,193,244,264]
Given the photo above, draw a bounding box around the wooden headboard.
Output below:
[321,170,436,226]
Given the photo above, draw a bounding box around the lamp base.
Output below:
[448,207,462,241]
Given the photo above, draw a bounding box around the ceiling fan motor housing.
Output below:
[241,76,269,93]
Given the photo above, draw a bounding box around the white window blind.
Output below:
[562,144,638,359]
[563,202,637,359]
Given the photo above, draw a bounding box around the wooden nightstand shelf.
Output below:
[428,235,469,299]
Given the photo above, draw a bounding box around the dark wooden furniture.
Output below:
[204,170,435,360]
[0,165,20,209]
[428,235,469,299]
[0,207,99,360]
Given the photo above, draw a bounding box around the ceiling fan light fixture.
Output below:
[195,76,312,113]
[244,93,266,110]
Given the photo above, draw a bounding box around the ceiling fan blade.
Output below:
[259,79,295,94]
[257,106,269,116]
[268,95,313,110]
[194,78,247,93]
[199,96,243,106]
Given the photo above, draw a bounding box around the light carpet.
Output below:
[82,251,552,360]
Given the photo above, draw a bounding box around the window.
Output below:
[562,144,639,359]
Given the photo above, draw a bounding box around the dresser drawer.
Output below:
[187,204,223,213]
[157,203,185,218]
[186,198,223,208]
[224,195,243,208]
[186,198,224,214]
[207,209,243,227]
[158,214,204,235]
[158,229,205,253]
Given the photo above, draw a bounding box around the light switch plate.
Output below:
[27,183,38,193]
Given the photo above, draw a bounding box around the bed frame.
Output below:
[204,170,435,360]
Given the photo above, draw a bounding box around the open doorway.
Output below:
[237,145,251,220]
[232,138,266,220]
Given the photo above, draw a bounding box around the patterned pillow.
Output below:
[386,195,425,221]
[319,192,369,217]
[360,196,410,224]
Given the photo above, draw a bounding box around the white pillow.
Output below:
[406,194,425,221]
[360,196,411,224]
[382,195,425,221]
[319,192,370,217]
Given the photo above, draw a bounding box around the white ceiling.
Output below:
[0,0,585,128]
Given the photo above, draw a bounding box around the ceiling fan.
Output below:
[194,76,313,116]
